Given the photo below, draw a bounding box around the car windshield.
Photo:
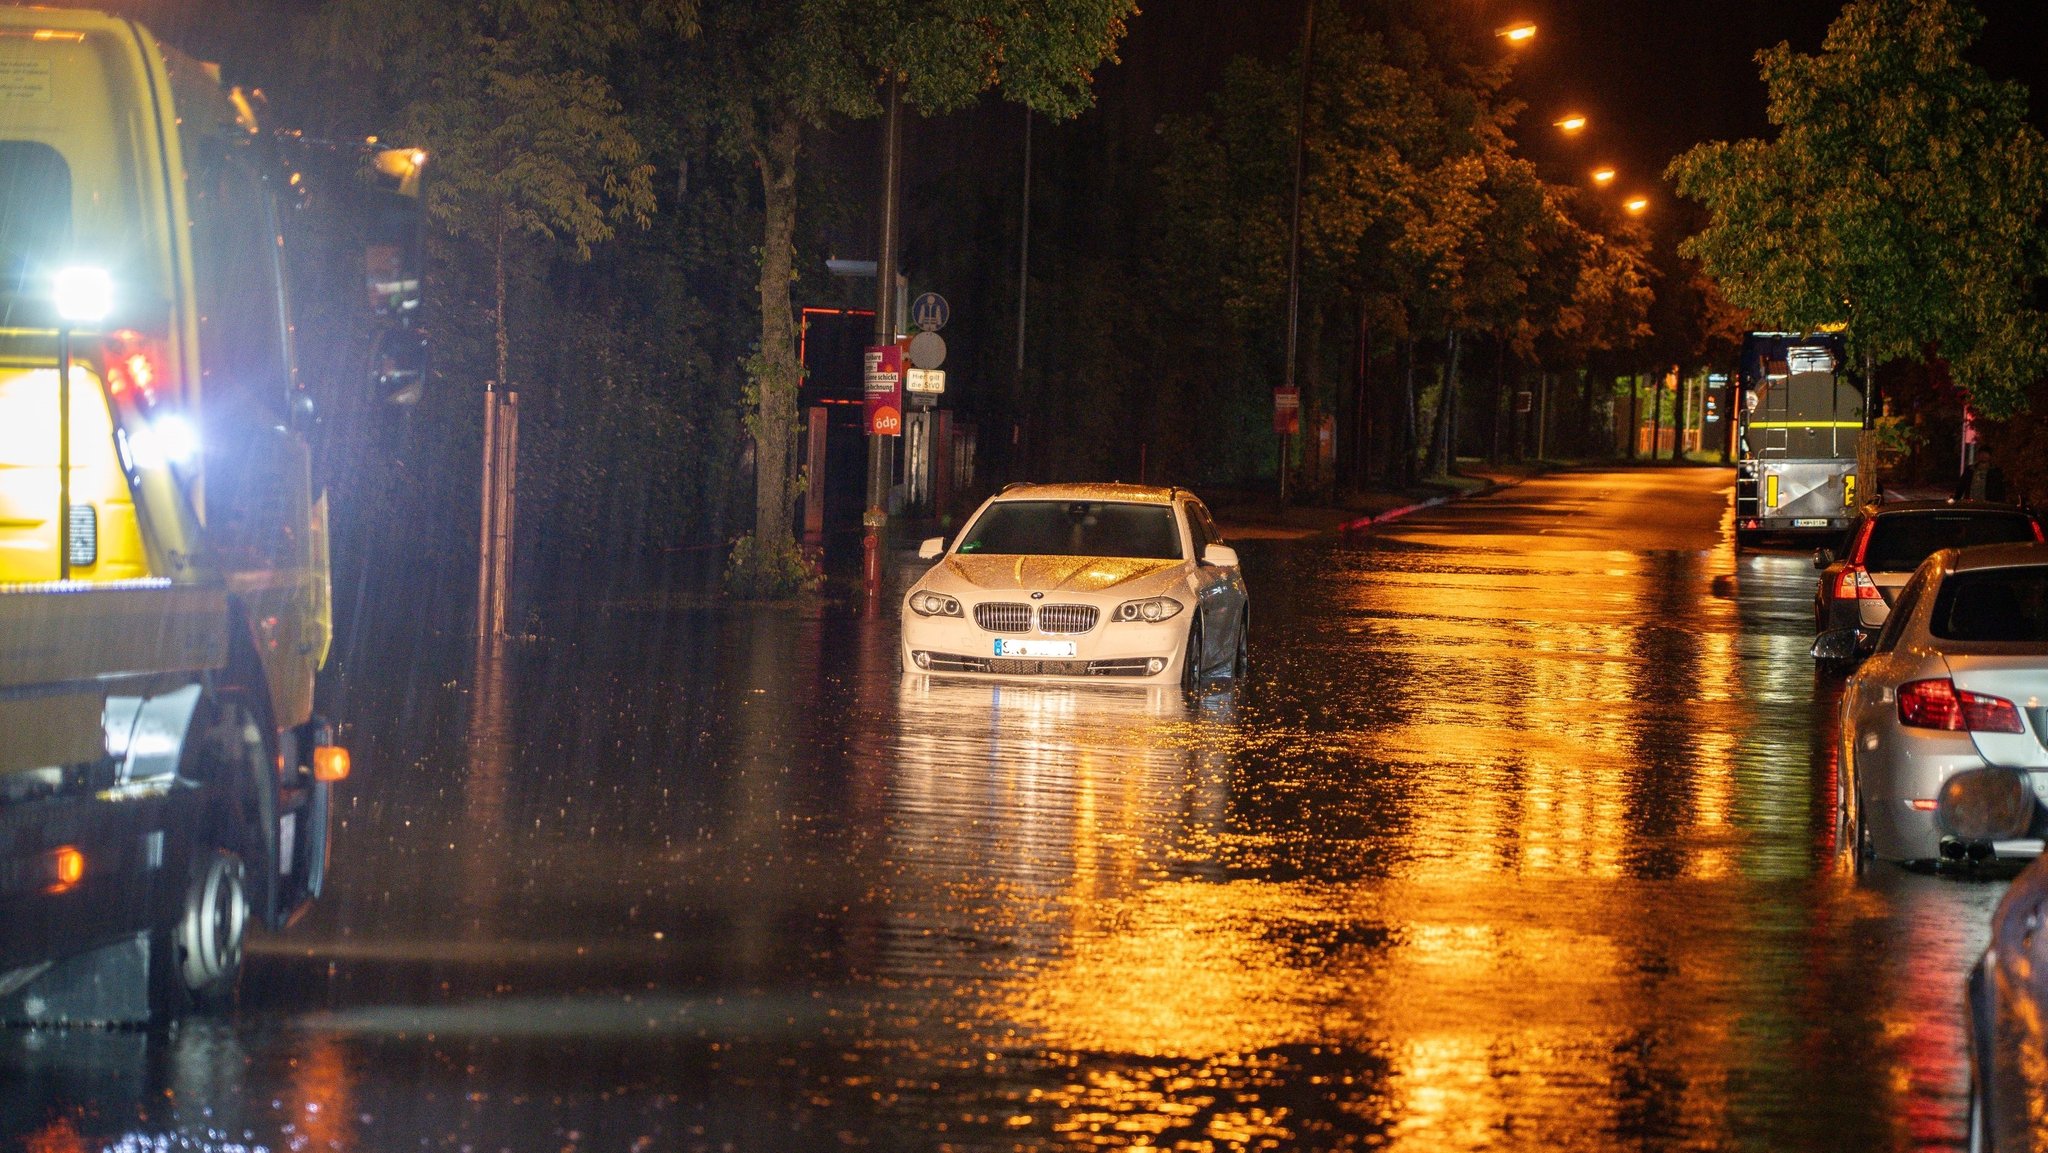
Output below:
[955,500,1182,560]
[1929,566,2048,643]
[1862,512,2039,572]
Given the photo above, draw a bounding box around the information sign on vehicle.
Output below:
[994,639,1076,658]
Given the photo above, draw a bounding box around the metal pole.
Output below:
[1280,0,1315,503]
[1015,107,1031,383]
[476,386,497,639]
[57,327,70,580]
[864,77,902,606]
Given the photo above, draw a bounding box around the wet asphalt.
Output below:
[1,467,2012,1152]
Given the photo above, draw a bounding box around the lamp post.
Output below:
[1279,0,1316,504]
[52,266,112,581]
[865,77,903,607]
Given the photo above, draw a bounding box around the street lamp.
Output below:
[1497,21,1537,44]
[1591,167,1616,186]
[1553,113,1588,133]
[1624,196,1649,214]
[51,265,111,581]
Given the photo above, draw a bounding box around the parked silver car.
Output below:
[1944,767,2048,1151]
[1819,542,2048,866]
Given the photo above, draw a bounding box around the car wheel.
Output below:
[1181,616,1205,690]
[1850,788,1874,875]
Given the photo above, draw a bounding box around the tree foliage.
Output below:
[1669,0,2048,418]
[692,0,1138,590]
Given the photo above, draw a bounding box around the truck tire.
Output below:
[174,849,248,1004]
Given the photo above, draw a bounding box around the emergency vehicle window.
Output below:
[0,141,71,298]
[186,138,290,421]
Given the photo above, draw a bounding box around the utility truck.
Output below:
[1733,331,1862,548]
[0,7,422,1022]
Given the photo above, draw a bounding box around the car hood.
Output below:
[936,554,1183,595]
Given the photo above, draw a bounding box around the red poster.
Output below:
[1273,386,1300,436]
[864,344,902,437]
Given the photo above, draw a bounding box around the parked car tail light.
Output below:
[1834,566,1882,600]
[1898,678,2027,733]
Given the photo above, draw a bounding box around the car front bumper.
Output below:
[900,611,1191,683]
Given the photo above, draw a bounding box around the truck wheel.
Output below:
[150,848,249,1018]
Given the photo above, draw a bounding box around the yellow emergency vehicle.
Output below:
[0,6,421,1021]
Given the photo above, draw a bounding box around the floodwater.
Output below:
[2,468,2013,1152]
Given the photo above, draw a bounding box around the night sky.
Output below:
[1094,0,2048,206]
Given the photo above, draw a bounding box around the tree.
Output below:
[696,0,1137,596]
[1668,0,2048,421]
[321,1,667,401]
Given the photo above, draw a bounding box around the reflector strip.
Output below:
[1747,421,1866,429]
[1766,474,1780,508]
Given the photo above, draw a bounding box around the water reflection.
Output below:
[1,472,2017,1152]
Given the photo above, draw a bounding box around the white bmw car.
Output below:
[901,483,1250,687]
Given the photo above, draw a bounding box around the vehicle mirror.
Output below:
[1201,543,1239,568]
[1936,767,2037,843]
[918,536,946,560]
[1809,628,1860,663]
[362,147,427,401]
[1813,547,1835,570]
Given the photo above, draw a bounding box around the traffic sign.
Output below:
[908,330,947,369]
[911,292,949,332]
[905,367,946,395]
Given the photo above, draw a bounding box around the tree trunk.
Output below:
[750,113,802,553]
[1400,337,1417,487]
[1424,330,1460,479]
[493,221,509,394]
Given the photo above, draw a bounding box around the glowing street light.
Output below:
[1553,113,1588,133]
[1591,167,1617,186]
[1497,21,1537,44]
[1624,196,1650,214]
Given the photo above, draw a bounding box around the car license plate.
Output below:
[994,639,1076,658]
[1793,518,1830,527]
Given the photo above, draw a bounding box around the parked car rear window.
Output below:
[1929,566,2048,643]
[1862,512,2040,573]
[956,501,1183,560]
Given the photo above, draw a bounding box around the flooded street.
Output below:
[5,468,2011,1152]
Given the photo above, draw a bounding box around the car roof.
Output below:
[993,482,1180,506]
[1864,499,2036,518]
[1940,541,2048,573]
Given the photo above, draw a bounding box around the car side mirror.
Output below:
[1936,767,2038,843]
[918,536,946,561]
[1813,547,1835,570]
[1810,628,1860,663]
[1201,543,1239,568]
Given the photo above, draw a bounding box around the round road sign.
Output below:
[908,330,947,369]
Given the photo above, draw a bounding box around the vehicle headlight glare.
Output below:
[153,414,200,465]
[910,591,961,617]
[1115,596,1184,623]
[53,266,113,323]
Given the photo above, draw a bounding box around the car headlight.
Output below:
[908,591,962,617]
[1114,596,1184,623]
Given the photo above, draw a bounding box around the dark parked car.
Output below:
[1812,501,2041,663]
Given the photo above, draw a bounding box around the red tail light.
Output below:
[100,329,165,404]
[1898,678,2026,733]
[1834,566,1882,600]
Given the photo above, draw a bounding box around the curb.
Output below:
[1337,471,1543,534]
